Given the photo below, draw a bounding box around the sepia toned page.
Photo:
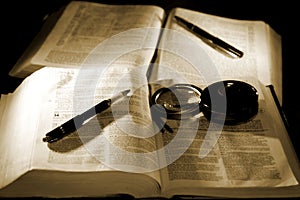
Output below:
[0,73,52,190]
[31,1,164,68]
[9,1,165,78]
[29,0,165,180]
[1,2,166,194]
[25,66,162,197]
[0,65,159,196]
[0,94,8,124]
[158,84,299,198]
[156,7,282,104]
[148,8,299,198]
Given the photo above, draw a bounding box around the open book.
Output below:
[1,1,300,198]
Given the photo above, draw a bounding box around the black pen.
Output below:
[174,15,244,58]
[42,89,130,143]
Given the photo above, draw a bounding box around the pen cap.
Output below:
[201,80,259,125]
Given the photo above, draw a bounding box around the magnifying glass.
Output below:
[150,80,259,125]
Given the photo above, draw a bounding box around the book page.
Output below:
[147,8,299,198]
[31,65,158,173]
[154,7,282,104]
[27,66,162,197]
[32,1,164,68]
[159,85,299,198]
[29,0,165,177]
[9,1,165,78]
[0,94,8,123]
[0,64,162,196]
[0,74,49,189]
[1,1,166,191]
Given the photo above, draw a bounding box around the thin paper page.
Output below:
[0,73,50,189]
[0,94,8,125]
[159,8,282,103]
[148,7,298,194]
[27,1,166,182]
[158,83,298,196]
[0,66,161,194]
[31,1,164,68]
[31,64,161,184]
[2,6,165,185]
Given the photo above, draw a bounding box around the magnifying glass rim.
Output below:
[200,80,259,125]
[151,83,202,119]
[151,80,259,124]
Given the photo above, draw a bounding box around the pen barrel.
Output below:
[43,99,111,143]
[175,16,243,58]
[77,99,111,120]
[212,37,243,57]
[193,26,239,52]
[43,117,80,143]
[94,99,111,114]
[80,99,111,121]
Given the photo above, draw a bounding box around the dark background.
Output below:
[1,0,299,161]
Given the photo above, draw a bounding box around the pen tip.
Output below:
[110,89,130,103]
[122,89,130,96]
[174,15,184,21]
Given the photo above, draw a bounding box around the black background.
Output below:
[1,0,299,167]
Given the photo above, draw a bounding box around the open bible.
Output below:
[1,1,300,198]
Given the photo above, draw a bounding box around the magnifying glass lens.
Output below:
[152,84,202,119]
[158,88,200,111]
